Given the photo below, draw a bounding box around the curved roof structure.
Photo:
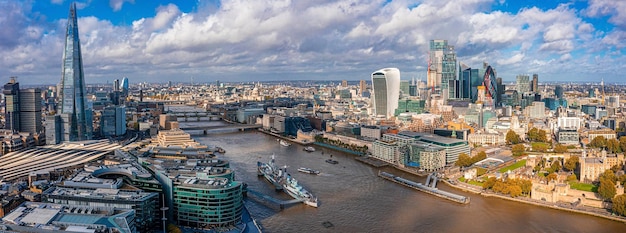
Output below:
[0,140,121,181]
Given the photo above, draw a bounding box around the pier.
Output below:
[245,189,304,209]
[378,171,470,204]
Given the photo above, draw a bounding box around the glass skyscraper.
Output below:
[427,40,457,99]
[59,3,92,141]
[371,68,400,118]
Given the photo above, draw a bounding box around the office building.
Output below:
[428,40,457,99]
[359,80,367,95]
[371,68,400,118]
[3,77,20,132]
[101,106,127,137]
[44,186,158,233]
[531,74,538,93]
[19,88,42,134]
[1,202,136,233]
[142,130,244,229]
[400,80,410,97]
[555,86,564,99]
[58,3,92,141]
[516,74,530,94]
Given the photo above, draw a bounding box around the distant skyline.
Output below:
[1,0,625,85]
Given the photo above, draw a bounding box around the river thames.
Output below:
[185,127,626,233]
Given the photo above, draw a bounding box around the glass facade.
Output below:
[60,3,92,141]
[173,182,244,228]
[371,68,400,118]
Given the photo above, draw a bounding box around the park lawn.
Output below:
[476,167,487,176]
[458,177,484,186]
[467,179,484,186]
[499,159,527,173]
[569,181,598,192]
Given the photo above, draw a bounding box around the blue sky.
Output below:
[1,0,625,85]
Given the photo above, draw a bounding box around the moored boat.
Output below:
[325,159,338,164]
[282,174,318,207]
[303,146,315,152]
[257,155,284,190]
[279,140,291,147]
[298,167,320,175]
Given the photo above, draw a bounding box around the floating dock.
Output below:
[378,171,470,204]
[245,189,303,209]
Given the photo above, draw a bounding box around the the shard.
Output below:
[59,3,92,141]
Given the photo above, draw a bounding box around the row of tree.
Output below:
[482,177,533,198]
[314,135,369,154]
[588,136,626,154]
[506,128,549,145]
[455,151,487,167]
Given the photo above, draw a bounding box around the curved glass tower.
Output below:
[60,3,92,141]
[371,68,401,118]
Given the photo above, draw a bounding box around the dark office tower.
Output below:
[59,3,92,141]
[496,77,504,107]
[3,77,20,132]
[113,79,120,91]
[555,86,564,99]
[531,74,538,93]
[19,88,42,134]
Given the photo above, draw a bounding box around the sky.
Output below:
[1,0,625,85]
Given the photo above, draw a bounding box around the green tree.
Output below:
[554,144,568,153]
[563,156,579,172]
[519,179,532,195]
[550,160,562,173]
[612,194,626,217]
[472,151,487,164]
[492,180,508,194]
[512,144,525,156]
[537,129,548,143]
[546,173,558,182]
[532,143,549,152]
[607,138,621,153]
[506,130,522,145]
[619,136,626,153]
[483,177,497,190]
[589,136,607,149]
[527,127,539,142]
[566,174,578,182]
[598,178,617,200]
[600,169,617,183]
[508,185,523,197]
[455,153,471,167]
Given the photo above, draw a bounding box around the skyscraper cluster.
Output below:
[2,77,42,134]
[427,40,457,100]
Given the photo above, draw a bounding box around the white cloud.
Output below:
[109,0,134,12]
[498,53,524,65]
[0,0,625,84]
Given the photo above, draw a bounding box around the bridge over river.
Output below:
[179,124,262,134]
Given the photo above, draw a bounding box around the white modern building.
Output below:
[371,68,400,118]
[557,117,582,130]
